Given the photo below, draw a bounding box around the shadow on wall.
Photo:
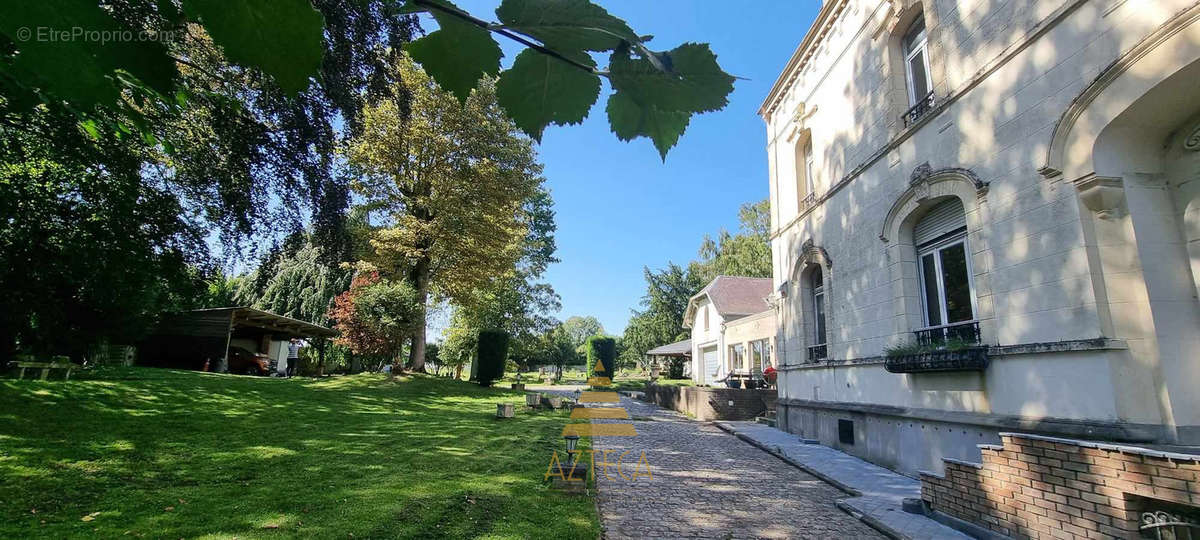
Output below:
[779,0,1200,427]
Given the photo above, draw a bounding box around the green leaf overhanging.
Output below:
[182,0,325,96]
[0,0,176,109]
[496,49,600,141]
[608,43,735,115]
[606,91,689,160]
[404,0,503,104]
[494,0,638,52]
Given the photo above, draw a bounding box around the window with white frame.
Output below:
[902,16,932,105]
[750,339,769,372]
[914,199,976,336]
[729,343,745,372]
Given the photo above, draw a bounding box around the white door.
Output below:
[702,347,718,384]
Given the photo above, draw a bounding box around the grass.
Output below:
[0,367,599,539]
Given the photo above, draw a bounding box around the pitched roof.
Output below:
[683,276,773,328]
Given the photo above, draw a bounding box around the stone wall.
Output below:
[642,385,776,421]
[919,432,1200,539]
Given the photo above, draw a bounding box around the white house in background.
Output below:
[760,0,1200,476]
[682,276,777,385]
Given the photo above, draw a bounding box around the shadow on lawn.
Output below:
[0,368,597,539]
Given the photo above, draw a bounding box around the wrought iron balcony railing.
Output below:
[902,92,936,127]
[799,192,816,213]
[914,320,981,346]
[807,343,828,362]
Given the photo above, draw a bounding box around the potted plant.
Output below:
[725,378,741,389]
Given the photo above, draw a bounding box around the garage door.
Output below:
[702,346,718,384]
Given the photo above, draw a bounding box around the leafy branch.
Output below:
[400,0,736,159]
[0,0,734,159]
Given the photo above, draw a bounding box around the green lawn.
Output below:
[0,368,599,539]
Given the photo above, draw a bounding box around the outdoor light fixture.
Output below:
[564,434,580,455]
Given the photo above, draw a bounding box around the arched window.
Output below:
[913,198,978,343]
[902,16,932,106]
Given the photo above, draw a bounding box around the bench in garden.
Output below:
[12,361,79,380]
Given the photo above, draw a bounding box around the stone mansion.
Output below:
[761,0,1200,476]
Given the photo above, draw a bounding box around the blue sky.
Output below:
[445,1,820,335]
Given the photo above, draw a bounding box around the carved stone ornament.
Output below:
[1184,121,1200,151]
[910,162,934,185]
[1074,175,1125,220]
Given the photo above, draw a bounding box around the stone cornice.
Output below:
[758,0,850,119]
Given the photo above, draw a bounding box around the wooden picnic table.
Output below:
[12,361,79,380]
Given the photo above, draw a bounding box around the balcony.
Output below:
[914,320,981,346]
[885,321,986,374]
[902,92,936,127]
[807,343,827,362]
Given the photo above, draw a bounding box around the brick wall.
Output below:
[641,385,776,421]
[919,433,1200,539]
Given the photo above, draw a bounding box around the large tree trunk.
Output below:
[315,338,328,377]
[406,254,431,372]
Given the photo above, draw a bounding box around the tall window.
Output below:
[750,339,769,372]
[811,270,827,346]
[795,138,816,209]
[703,306,709,331]
[729,343,745,372]
[914,199,976,334]
[804,139,816,197]
[902,17,932,105]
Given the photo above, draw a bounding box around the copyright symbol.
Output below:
[16,27,31,41]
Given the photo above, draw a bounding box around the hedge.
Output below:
[585,335,615,377]
[476,330,510,387]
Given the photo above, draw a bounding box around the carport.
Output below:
[139,307,337,374]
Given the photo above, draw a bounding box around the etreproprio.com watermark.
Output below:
[14,26,178,44]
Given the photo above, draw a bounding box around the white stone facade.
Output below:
[761,0,1200,475]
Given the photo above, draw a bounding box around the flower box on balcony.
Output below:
[884,347,989,373]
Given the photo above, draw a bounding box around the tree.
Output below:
[0,1,419,359]
[561,316,604,351]
[0,105,209,360]
[436,185,560,371]
[689,199,772,284]
[328,272,421,372]
[232,237,353,374]
[534,323,580,381]
[619,262,704,372]
[348,55,543,372]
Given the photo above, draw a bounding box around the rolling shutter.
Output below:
[913,198,966,246]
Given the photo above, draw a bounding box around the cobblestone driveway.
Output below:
[588,396,884,540]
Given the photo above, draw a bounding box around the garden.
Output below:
[0,368,598,539]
